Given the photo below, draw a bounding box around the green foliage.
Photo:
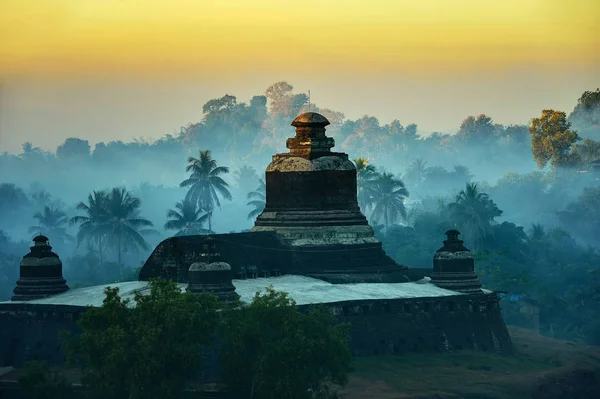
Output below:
[447,183,502,250]
[219,287,352,399]
[568,88,600,132]
[354,157,379,213]
[557,186,600,242]
[164,198,211,236]
[246,178,266,220]
[529,109,580,168]
[180,149,232,232]
[374,176,600,345]
[569,138,600,168]
[56,138,92,161]
[457,114,497,144]
[18,361,77,399]
[370,172,409,230]
[62,278,220,399]
[29,205,73,244]
[70,188,156,267]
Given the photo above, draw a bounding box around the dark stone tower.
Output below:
[186,235,239,305]
[251,112,405,281]
[431,230,483,294]
[12,235,69,301]
[186,261,240,306]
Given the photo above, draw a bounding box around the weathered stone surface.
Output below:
[251,112,405,277]
[138,233,408,284]
[266,156,356,172]
[12,236,69,302]
[0,292,512,371]
[431,230,482,294]
[187,259,239,305]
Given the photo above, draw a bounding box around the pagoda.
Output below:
[251,112,406,281]
[12,235,70,301]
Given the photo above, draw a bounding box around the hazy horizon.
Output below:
[1,0,599,153]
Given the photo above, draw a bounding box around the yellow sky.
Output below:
[1,0,599,78]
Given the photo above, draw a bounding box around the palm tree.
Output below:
[246,179,266,220]
[70,190,109,264]
[180,150,232,232]
[405,158,429,183]
[447,183,503,250]
[370,173,410,231]
[164,199,211,236]
[354,157,379,213]
[29,206,73,244]
[233,165,259,192]
[0,183,29,219]
[527,223,548,263]
[94,188,157,268]
[30,190,52,209]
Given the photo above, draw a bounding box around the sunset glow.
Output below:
[1,0,599,78]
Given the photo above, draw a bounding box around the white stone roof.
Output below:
[1,275,480,308]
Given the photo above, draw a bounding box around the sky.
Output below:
[0,0,599,153]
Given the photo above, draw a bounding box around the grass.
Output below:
[343,326,600,399]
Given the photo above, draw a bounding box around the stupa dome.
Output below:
[291,112,330,127]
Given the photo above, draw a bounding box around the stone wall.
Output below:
[0,292,511,371]
[0,304,84,367]
[316,293,512,356]
[138,232,290,283]
[138,234,409,283]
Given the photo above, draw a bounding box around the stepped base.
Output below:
[12,278,70,301]
[430,272,483,294]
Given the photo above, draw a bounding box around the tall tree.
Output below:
[529,109,580,168]
[246,179,266,220]
[180,150,232,232]
[556,187,600,245]
[354,157,379,213]
[220,287,352,399]
[233,165,260,193]
[63,279,220,399]
[0,183,29,221]
[569,138,600,169]
[451,165,473,184]
[94,188,157,268]
[262,81,309,152]
[70,190,110,265]
[568,88,600,135]
[30,190,53,210]
[29,206,73,244]
[456,114,497,144]
[447,183,503,250]
[370,173,409,230]
[164,199,210,236]
[56,138,92,161]
[404,158,429,184]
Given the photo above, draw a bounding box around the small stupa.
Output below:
[12,235,70,301]
[186,236,239,305]
[431,230,483,294]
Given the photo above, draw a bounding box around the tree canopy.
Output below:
[219,287,352,399]
[63,278,220,399]
[529,109,580,168]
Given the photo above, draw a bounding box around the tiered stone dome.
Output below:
[250,112,404,280]
[431,230,483,294]
[12,235,69,301]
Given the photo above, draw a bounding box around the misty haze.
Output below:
[1,80,600,398]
